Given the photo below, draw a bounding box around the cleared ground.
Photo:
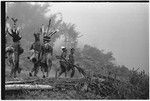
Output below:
[5,64,93,100]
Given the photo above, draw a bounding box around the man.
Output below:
[41,35,53,63]
[29,32,42,77]
[39,35,53,78]
[68,48,75,71]
[61,47,68,61]
[7,21,23,77]
[68,48,75,77]
[58,46,68,77]
[7,22,23,55]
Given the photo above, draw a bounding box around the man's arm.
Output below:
[48,30,58,38]
[7,29,13,37]
[30,44,34,50]
[16,28,20,35]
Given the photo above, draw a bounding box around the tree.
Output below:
[75,44,116,75]
[58,22,80,49]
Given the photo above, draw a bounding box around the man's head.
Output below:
[61,46,67,52]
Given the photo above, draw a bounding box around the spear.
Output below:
[47,19,51,34]
[56,55,86,77]
[48,29,58,38]
[40,24,45,43]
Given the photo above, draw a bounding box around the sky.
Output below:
[48,3,149,72]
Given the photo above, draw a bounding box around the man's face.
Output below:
[44,41,48,44]
[71,49,75,54]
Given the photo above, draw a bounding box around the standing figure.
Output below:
[68,48,75,78]
[40,35,53,78]
[57,47,68,78]
[55,47,86,78]
[39,19,57,78]
[6,18,23,78]
[28,32,42,77]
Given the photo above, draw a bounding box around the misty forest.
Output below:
[5,2,149,99]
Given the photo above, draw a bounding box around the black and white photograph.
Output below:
[2,1,149,100]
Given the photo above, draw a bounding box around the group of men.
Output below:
[5,17,77,78]
[28,31,53,77]
[58,47,75,77]
[29,28,76,78]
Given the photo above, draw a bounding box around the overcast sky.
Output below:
[48,3,149,72]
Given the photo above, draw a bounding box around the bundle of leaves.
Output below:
[75,70,149,99]
[75,73,115,98]
[128,70,149,99]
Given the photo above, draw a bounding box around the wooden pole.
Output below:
[5,84,53,90]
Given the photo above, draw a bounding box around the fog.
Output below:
[49,3,149,72]
[6,2,149,73]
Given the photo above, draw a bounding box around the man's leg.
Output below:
[29,63,36,77]
[13,52,18,78]
[71,66,75,78]
[58,63,66,78]
[10,62,15,77]
[46,54,52,77]
[34,63,39,76]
